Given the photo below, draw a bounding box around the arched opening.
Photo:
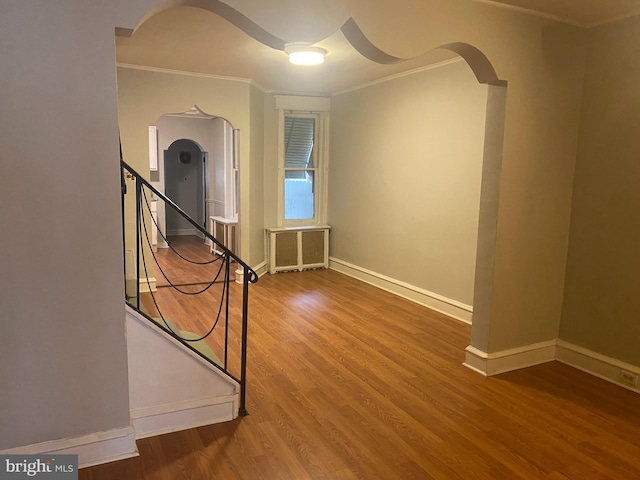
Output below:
[436,44,507,361]
[116,4,507,368]
[147,108,237,252]
[164,138,206,238]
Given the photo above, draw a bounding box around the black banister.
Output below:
[239,264,250,417]
[121,159,257,417]
[135,176,142,311]
[121,160,254,272]
[224,254,231,369]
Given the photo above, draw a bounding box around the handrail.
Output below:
[121,160,258,282]
[121,159,257,416]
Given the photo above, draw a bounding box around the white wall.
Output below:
[329,60,487,306]
[211,117,236,219]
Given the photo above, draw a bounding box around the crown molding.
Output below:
[116,63,267,92]
[472,0,640,28]
[332,57,464,96]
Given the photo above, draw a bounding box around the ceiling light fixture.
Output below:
[285,42,326,66]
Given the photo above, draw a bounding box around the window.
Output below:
[284,115,317,220]
[275,95,330,227]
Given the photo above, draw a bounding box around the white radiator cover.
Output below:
[266,226,331,274]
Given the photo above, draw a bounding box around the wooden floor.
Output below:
[85,263,640,479]
[153,236,235,288]
[142,236,241,373]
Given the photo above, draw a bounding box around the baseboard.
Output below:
[464,340,557,376]
[235,267,244,284]
[329,257,473,324]
[131,396,237,439]
[125,276,157,294]
[167,229,198,236]
[0,427,138,469]
[235,261,267,284]
[139,276,157,293]
[253,260,268,278]
[556,340,640,394]
[465,340,640,394]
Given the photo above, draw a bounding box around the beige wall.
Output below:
[262,93,280,233]
[335,0,588,354]
[248,84,266,266]
[116,66,263,264]
[560,17,640,367]
[329,60,487,305]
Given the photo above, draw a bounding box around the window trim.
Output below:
[275,96,329,227]
[283,113,319,223]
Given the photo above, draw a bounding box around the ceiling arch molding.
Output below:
[117,0,506,90]
[438,42,507,87]
[117,0,287,51]
[340,17,506,87]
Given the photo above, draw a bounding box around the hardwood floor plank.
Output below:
[85,257,640,479]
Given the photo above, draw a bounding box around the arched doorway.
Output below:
[164,138,206,237]
[149,108,238,251]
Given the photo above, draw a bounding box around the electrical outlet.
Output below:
[619,370,638,388]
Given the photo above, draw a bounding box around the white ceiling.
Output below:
[116,1,640,95]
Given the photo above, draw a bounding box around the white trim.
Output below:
[471,0,584,26]
[463,341,556,376]
[590,11,640,28]
[235,267,244,284]
[333,57,464,96]
[131,396,237,440]
[139,276,157,293]
[276,107,330,228]
[471,0,640,28]
[329,257,473,324]
[463,346,489,376]
[234,260,267,284]
[0,427,138,469]
[167,228,198,236]
[264,87,332,96]
[148,126,158,171]
[276,107,285,227]
[465,339,640,395]
[126,276,157,294]
[274,95,331,112]
[252,260,268,278]
[556,340,640,394]
[116,63,267,91]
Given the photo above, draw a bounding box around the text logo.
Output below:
[0,455,77,479]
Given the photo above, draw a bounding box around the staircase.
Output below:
[121,160,258,439]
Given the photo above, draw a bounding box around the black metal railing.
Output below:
[121,160,258,416]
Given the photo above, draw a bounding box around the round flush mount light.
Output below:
[285,42,326,66]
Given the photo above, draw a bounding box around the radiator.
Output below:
[266,226,331,274]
